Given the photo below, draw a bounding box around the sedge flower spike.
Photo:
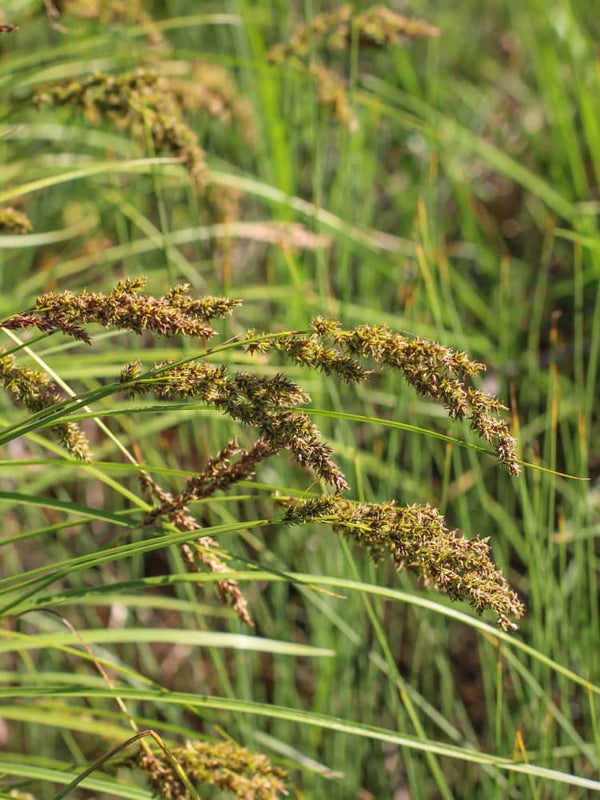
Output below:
[2,280,523,628]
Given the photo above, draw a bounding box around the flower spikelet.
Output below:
[62,0,166,46]
[135,740,288,800]
[135,750,186,800]
[128,365,349,491]
[141,464,254,626]
[322,322,519,474]
[3,311,91,343]
[284,495,524,630]
[267,4,438,62]
[0,350,91,461]
[144,437,275,526]
[354,6,440,46]
[4,279,235,342]
[34,66,250,219]
[267,5,438,128]
[35,69,207,191]
[163,284,242,320]
[267,5,352,62]
[244,328,369,383]
[309,60,357,131]
[0,207,32,234]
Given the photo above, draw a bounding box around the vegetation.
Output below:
[0,1,598,798]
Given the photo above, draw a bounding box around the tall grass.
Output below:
[0,1,599,798]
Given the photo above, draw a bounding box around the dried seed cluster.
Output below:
[125,363,349,492]
[35,69,207,191]
[250,317,520,474]
[140,437,280,625]
[145,438,275,528]
[34,64,252,220]
[309,60,358,131]
[141,461,254,627]
[328,320,520,473]
[61,0,165,45]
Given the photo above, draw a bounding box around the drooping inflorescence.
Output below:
[325,320,520,474]
[248,316,520,475]
[1,280,522,628]
[124,362,349,492]
[4,278,241,344]
[35,69,207,191]
[267,4,440,130]
[267,4,440,63]
[0,349,91,461]
[284,495,524,630]
[60,0,166,45]
[140,461,255,627]
[132,740,288,800]
[0,206,32,234]
[33,64,253,221]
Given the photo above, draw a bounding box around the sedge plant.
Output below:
[1,2,599,799]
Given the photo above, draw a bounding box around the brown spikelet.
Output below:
[61,0,166,46]
[284,495,524,631]
[140,460,255,627]
[134,740,288,800]
[35,69,207,191]
[0,350,92,461]
[4,279,240,343]
[267,4,438,62]
[309,60,357,131]
[0,207,32,234]
[34,65,251,221]
[127,363,349,491]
